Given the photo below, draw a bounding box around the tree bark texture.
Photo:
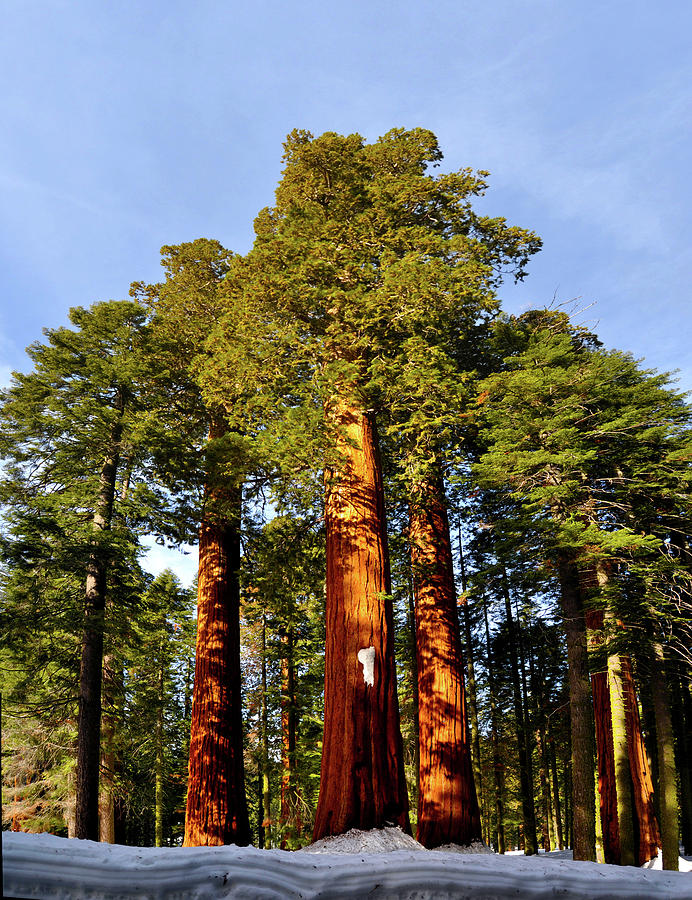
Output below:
[556,552,596,861]
[409,474,481,848]
[586,601,660,865]
[75,394,123,841]
[183,429,250,847]
[651,640,679,871]
[312,399,409,841]
[621,656,660,864]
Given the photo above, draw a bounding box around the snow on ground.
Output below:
[3,828,692,899]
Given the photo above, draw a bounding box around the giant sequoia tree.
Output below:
[238,127,539,840]
[133,240,254,846]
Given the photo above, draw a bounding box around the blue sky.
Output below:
[2,1,690,581]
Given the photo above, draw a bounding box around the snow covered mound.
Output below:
[4,830,692,899]
[300,825,425,853]
[433,841,494,855]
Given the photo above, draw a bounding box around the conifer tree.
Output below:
[133,239,253,847]
[238,127,539,841]
[0,300,154,840]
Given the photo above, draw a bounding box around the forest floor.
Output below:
[3,827,692,899]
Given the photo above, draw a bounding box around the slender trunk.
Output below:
[280,627,298,848]
[155,645,165,848]
[535,719,551,851]
[458,533,483,815]
[501,571,537,855]
[99,461,131,844]
[483,596,505,853]
[651,640,679,871]
[261,613,271,848]
[409,473,481,848]
[548,722,564,849]
[183,421,250,847]
[75,391,123,840]
[98,657,116,843]
[313,398,409,840]
[556,551,596,861]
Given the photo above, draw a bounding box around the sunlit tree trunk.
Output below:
[183,422,250,847]
[605,613,635,867]
[621,656,660,864]
[313,398,409,840]
[409,473,481,848]
[75,390,124,841]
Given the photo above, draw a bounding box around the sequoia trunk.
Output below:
[183,423,250,847]
[409,474,481,848]
[312,398,409,840]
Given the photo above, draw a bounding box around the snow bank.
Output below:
[4,830,692,899]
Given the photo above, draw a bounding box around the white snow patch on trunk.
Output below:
[357,646,375,686]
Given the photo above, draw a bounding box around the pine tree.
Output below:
[0,300,156,840]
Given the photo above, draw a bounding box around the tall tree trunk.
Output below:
[409,473,481,848]
[457,533,483,816]
[313,398,409,840]
[621,656,660,864]
[75,391,124,840]
[556,551,596,861]
[183,421,250,847]
[586,599,620,864]
[483,595,505,853]
[651,639,679,871]
[501,571,538,855]
[604,610,635,867]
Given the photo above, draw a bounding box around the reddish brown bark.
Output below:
[622,656,660,864]
[183,426,249,847]
[586,603,619,863]
[586,608,660,865]
[409,474,481,848]
[312,399,409,840]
